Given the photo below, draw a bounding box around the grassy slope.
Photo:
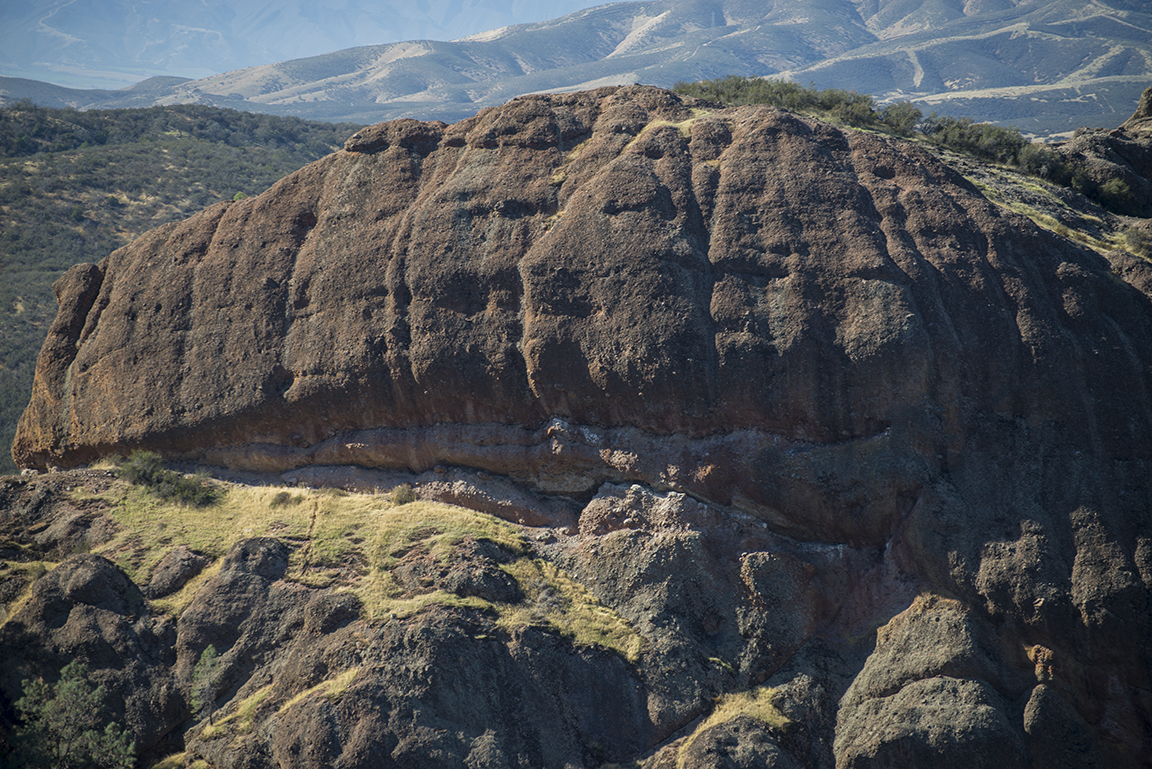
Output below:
[0,104,363,473]
[19,473,644,662]
[0,468,646,767]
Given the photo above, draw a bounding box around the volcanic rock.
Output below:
[7,85,1152,768]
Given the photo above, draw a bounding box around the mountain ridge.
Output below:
[3,0,1149,137]
[0,0,610,89]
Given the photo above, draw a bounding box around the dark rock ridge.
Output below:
[8,85,1152,767]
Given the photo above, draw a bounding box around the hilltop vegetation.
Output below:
[0,103,362,473]
[673,76,1140,217]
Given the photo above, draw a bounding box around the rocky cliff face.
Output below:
[7,85,1152,768]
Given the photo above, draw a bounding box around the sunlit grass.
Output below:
[0,560,57,629]
[498,559,645,662]
[677,686,790,767]
[86,481,394,589]
[370,501,529,570]
[276,667,359,715]
[148,753,189,769]
[200,684,273,742]
[75,477,645,661]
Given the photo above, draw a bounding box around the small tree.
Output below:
[13,660,135,769]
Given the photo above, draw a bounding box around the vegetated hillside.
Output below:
[2,0,1147,137]
[6,84,1152,768]
[0,103,363,474]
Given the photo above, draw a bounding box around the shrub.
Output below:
[191,645,221,721]
[1016,143,1071,182]
[119,450,219,506]
[919,113,1027,164]
[1098,177,1135,214]
[879,101,923,136]
[821,88,877,126]
[13,660,135,769]
[1124,227,1150,257]
[119,449,165,485]
[269,490,303,507]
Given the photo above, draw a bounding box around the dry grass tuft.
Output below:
[277,667,359,715]
[677,686,790,767]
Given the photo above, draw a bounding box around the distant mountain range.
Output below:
[2,0,1150,137]
[0,0,608,88]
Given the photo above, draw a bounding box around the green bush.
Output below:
[120,450,219,506]
[1016,143,1071,183]
[1125,227,1150,257]
[879,101,923,136]
[12,660,135,769]
[269,490,304,507]
[1098,177,1135,214]
[919,113,1028,164]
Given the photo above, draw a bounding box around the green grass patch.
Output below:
[87,480,395,589]
[369,501,529,571]
[970,179,1002,200]
[81,476,645,660]
[1000,202,1129,255]
[497,559,645,662]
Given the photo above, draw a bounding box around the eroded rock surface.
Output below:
[6,86,1152,767]
[15,86,1151,539]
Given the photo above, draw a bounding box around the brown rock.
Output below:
[145,544,208,599]
[676,715,802,769]
[1121,86,1152,134]
[9,85,1152,768]
[17,86,1152,553]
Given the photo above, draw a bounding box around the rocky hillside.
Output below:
[5,85,1152,767]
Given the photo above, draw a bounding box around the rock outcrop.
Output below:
[7,85,1152,768]
[1057,85,1152,217]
